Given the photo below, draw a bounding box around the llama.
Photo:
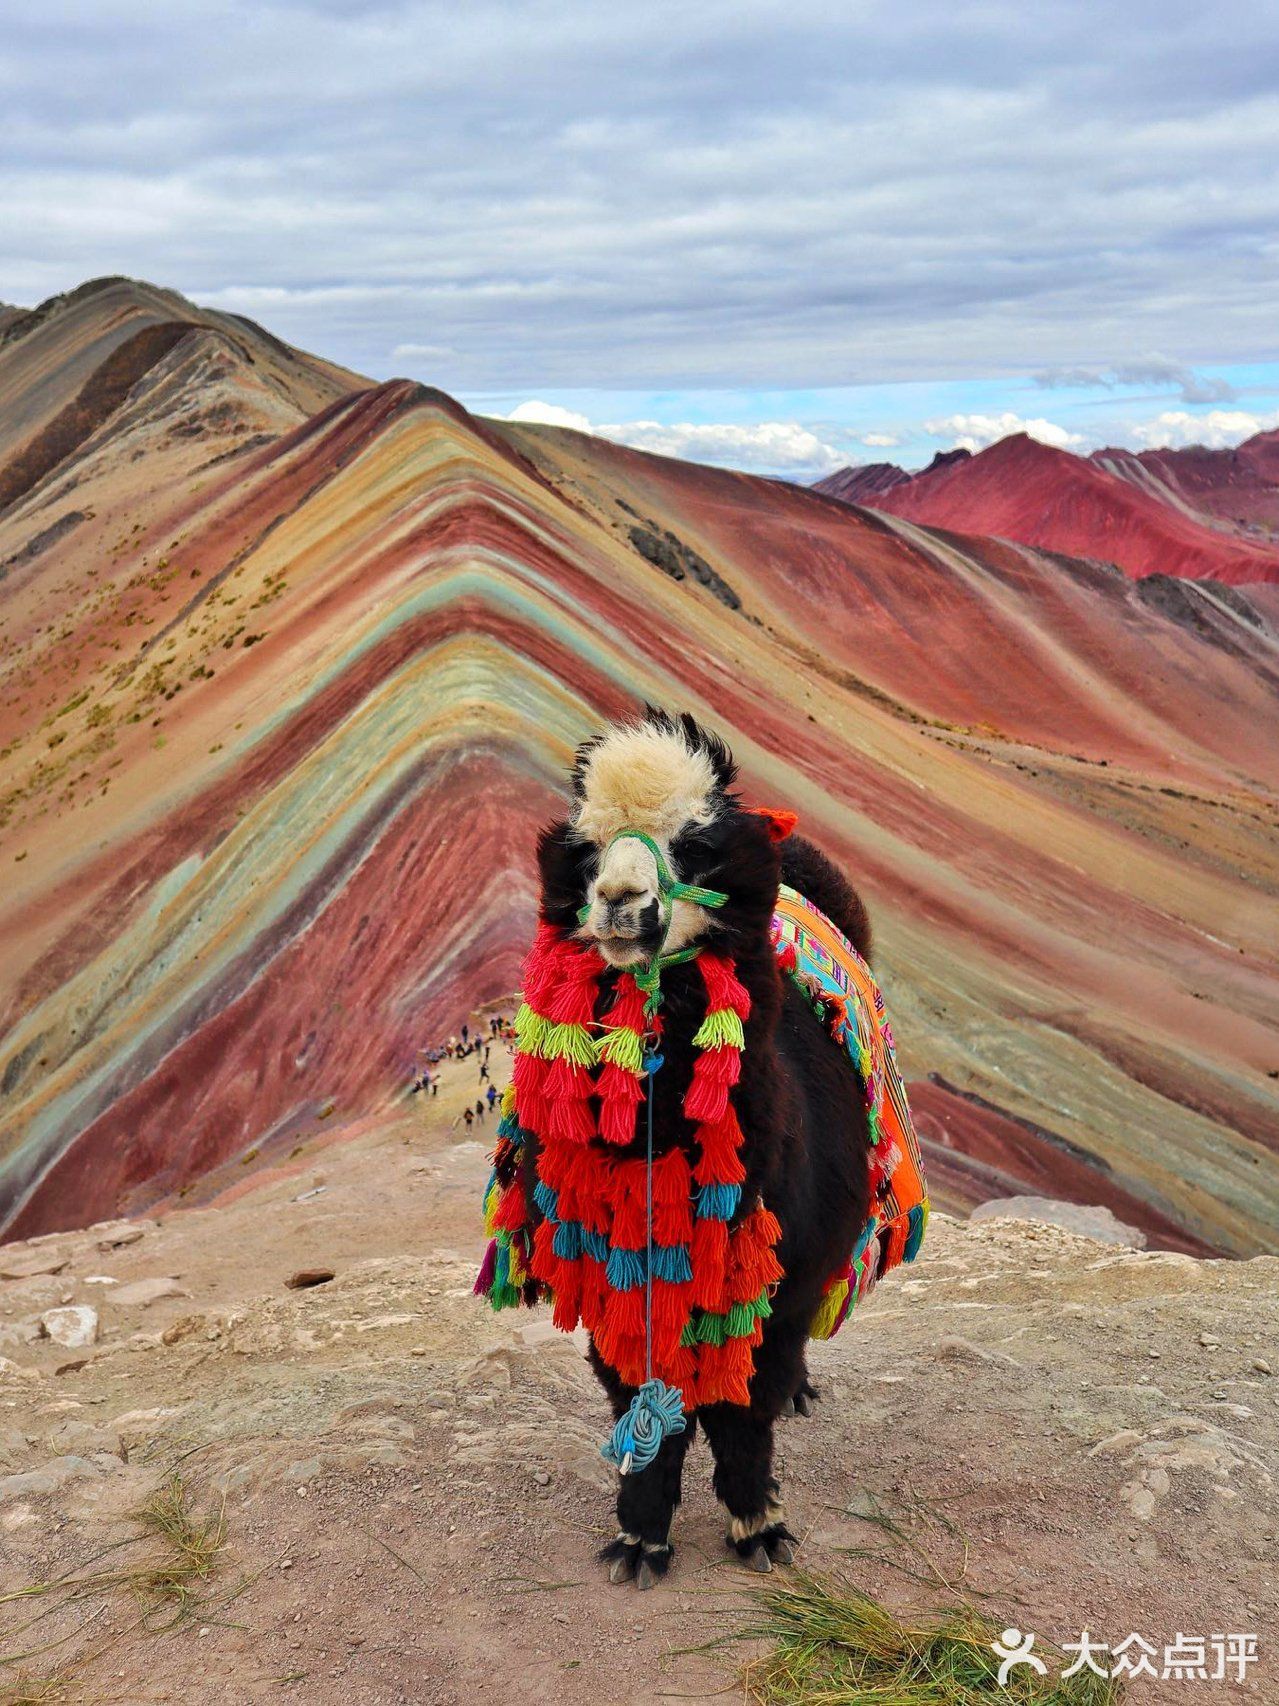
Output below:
[476,708,926,1588]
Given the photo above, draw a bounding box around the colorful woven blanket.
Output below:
[474,886,927,1408]
[772,884,928,1337]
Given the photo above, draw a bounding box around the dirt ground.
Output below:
[1,1035,1276,1704]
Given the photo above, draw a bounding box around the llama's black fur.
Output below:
[531,709,873,1583]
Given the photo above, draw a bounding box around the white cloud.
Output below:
[493,405,845,475]
[859,432,901,448]
[392,341,457,359]
[1130,409,1279,450]
[922,412,1085,453]
[503,399,593,430]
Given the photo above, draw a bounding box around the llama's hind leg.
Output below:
[600,1422,696,1590]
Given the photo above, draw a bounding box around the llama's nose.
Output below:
[596,876,646,909]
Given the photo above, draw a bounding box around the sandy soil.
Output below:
[1,1041,1276,1704]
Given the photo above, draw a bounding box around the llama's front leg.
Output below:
[600,1422,696,1590]
[698,1402,796,1571]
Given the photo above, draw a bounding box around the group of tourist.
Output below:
[407,1012,517,1131]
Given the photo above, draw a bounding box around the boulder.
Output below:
[38,1306,98,1348]
[970,1196,1147,1248]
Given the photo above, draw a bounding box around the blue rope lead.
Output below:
[601,1048,687,1475]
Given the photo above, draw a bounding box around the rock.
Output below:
[0,1455,102,1501]
[160,1314,206,1345]
[109,1277,189,1309]
[1199,1331,1220,1347]
[94,1222,148,1251]
[1253,1358,1273,1375]
[285,1269,336,1290]
[970,1196,1147,1247]
[0,1249,68,1280]
[39,1306,98,1348]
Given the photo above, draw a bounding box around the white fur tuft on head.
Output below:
[573,722,719,848]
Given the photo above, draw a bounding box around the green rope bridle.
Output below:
[577,828,729,1017]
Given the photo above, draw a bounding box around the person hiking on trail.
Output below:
[461,1023,469,1045]
[463,1106,474,1129]
[474,1097,485,1121]
[485,1083,498,1110]
[478,1059,489,1084]
[430,1074,438,1096]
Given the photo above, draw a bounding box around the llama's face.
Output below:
[570,717,730,968]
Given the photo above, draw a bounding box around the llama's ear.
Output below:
[680,712,736,792]
[569,733,605,800]
[537,817,594,928]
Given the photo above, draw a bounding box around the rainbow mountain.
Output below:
[1,279,1276,1256]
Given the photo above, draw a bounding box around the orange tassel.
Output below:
[609,1163,648,1249]
[690,1218,730,1311]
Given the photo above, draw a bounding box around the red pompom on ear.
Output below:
[748,806,798,842]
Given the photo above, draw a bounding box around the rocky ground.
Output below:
[1,1041,1276,1705]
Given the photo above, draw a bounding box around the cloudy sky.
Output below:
[5,0,1278,474]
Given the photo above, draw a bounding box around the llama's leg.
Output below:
[700,1321,806,1570]
[600,1421,697,1590]
[780,1363,820,1418]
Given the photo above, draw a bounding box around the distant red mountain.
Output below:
[1092,431,1279,537]
[815,430,1279,585]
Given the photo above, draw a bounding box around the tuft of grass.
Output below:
[0,1471,229,1693]
[1,1673,75,1706]
[127,1471,227,1628]
[741,1572,1124,1706]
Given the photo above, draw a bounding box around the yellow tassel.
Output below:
[483,1179,501,1237]
[809,1281,848,1341]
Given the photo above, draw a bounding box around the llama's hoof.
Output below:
[779,1396,796,1418]
[635,1543,674,1591]
[793,1379,819,1417]
[729,1523,798,1572]
[600,1533,641,1584]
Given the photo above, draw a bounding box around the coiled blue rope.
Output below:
[601,1048,687,1474]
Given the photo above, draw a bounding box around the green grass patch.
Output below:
[741,1571,1123,1705]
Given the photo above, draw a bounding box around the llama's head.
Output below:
[538,708,780,968]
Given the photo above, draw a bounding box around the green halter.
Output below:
[578,828,729,1016]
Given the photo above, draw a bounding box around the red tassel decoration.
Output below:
[609,1162,649,1250]
[699,953,751,1019]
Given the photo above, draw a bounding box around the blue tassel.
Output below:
[581,1228,609,1262]
[696,1181,742,1221]
[552,1220,583,1259]
[601,1378,686,1474]
[532,1179,559,1220]
[904,1202,926,1262]
[651,1243,692,1283]
[605,1246,647,1291]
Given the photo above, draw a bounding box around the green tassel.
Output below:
[514,1003,551,1056]
[867,1105,882,1147]
[691,1007,746,1051]
[725,1286,773,1339]
[542,1021,596,1067]
[694,1311,729,1347]
[726,1301,754,1337]
[488,1281,522,1311]
[679,1319,699,1348]
[595,1025,645,1074]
